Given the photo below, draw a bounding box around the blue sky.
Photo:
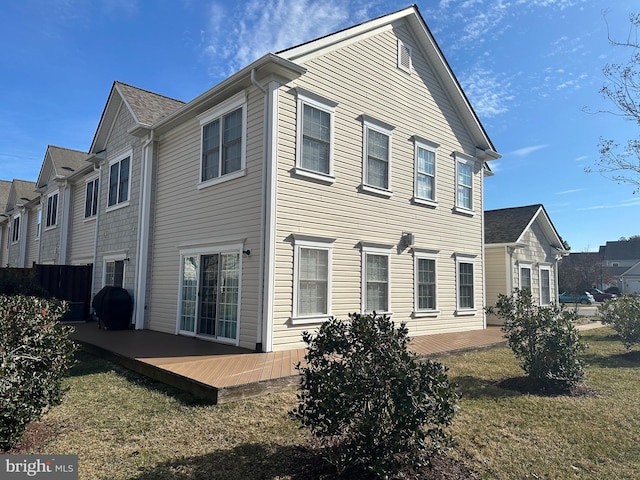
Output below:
[0,0,637,251]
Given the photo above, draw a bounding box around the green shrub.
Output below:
[492,289,586,390]
[0,294,76,451]
[598,295,640,350]
[290,313,459,478]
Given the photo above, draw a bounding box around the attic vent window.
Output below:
[398,39,412,73]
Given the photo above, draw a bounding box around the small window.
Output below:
[11,215,20,243]
[198,92,247,188]
[413,137,439,205]
[414,250,439,316]
[85,177,99,218]
[362,244,392,313]
[295,89,337,182]
[108,155,130,208]
[454,153,475,214]
[292,235,335,324]
[362,116,394,196]
[46,192,58,228]
[105,259,125,288]
[519,264,532,292]
[35,208,42,239]
[539,266,551,305]
[456,254,476,314]
[397,39,412,73]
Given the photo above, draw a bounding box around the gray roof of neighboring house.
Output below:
[484,204,544,244]
[12,179,37,206]
[48,145,88,177]
[0,180,11,213]
[116,81,185,126]
[602,239,640,261]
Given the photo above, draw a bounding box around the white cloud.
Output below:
[578,198,640,211]
[509,144,549,157]
[458,67,514,118]
[554,188,585,195]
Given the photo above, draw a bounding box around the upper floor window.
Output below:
[292,235,335,324]
[108,153,131,208]
[362,116,394,197]
[85,177,99,218]
[413,137,438,205]
[198,92,247,188]
[361,244,392,314]
[295,89,337,183]
[11,215,20,243]
[454,153,477,214]
[45,192,58,228]
[456,254,476,314]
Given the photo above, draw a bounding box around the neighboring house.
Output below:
[34,146,89,265]
[484,204,567,325]
[144,5,500,351]
[5,180,38,268]
[0,180,11,266]
[600,239,640,293]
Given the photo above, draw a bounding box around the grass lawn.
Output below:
[13,326,640,479]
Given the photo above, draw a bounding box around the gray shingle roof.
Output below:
[484,204,543,244]
[12,179,37,205]
[602,239,640,261]
[116,82,185,126]
[0,180,11,213]
[48,145,88,177]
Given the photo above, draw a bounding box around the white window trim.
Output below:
[291,234,335,325]
[453,152,476,216]
[361,243,393,315]
[103,253,127,288]
[35,207,42,240]
[413,249,439,317]
[105,150,132,212]
[176,243,243,346]
[362,115,394,197]
[197,91,248,189]
[539,263,552,306]
[84,173,99,221]
[455,253,477,315]
[294,88,337,184]
[44,190,59,231]
[10,214,20,244]
[397,39,413,73]
[413,136,439,207]
[517,261,533,292]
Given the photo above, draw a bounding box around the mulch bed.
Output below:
[5,421,56,454]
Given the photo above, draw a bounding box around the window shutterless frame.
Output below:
[455,254,476,315]
[361,243,393,314]
[106,150,132,211]
[539,264,552,305]
[412,136,439,206]
[413,249,439,317]
[453,152,477,216]
[45,191,59,229]
[361,115,394,197]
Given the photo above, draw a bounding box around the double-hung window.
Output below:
[199,92,247,188]
[35,208,41,239]
[108,153,131,208]
[454,153,476,214]
[362,116,394,196]
[413,137,438,205]
[456,254,476,314]
[519,263,532,292]
[11,215,20,243]
[414,250,439,316]
[85,176,99,218]
[45,192,58,228]
[539,265,551,305]
[295,89,337,182]
[292,235,334,324]
[362,244,392,313]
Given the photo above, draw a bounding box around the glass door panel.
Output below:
[180,256,198,333]
[198,254,218,336]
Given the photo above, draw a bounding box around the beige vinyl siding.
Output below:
[25,206,40,265]
[272,26,485,350]
[512,221,558,303]
[68,179,97,264]
[147,87,265,350]
[485,246,508,325]
[93,104,141,296]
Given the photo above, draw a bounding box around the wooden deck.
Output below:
[71,322,508,403]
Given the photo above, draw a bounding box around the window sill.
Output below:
[363,310,393,317]
[412,310,440,318]
[361,184,393,198]
[290,314,332,325]
[106,201,130,213]
[293,167,335,184]
[83,216,97,223]
[198,168,247,190]
[44,225,57,232]
[455,309,477,316]
[413,197,437,208]
[453,206,475,217]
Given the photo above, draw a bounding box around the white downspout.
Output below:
[134,131,155,330]
[58,181,71,264]
[90,161,104,300]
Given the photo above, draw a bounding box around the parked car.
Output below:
[559,291,596,305]
[586,288,617,302]
[604,286,621,295]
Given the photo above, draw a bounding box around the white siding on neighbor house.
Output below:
[484,246,509,326]
[68,178,97,265]
[272,26,486,350]
[93,104,141,297]
[0,223,8,266]
[147,87,265,350]
[25,206,40,266]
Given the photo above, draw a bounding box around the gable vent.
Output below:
[398,39,412,73]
